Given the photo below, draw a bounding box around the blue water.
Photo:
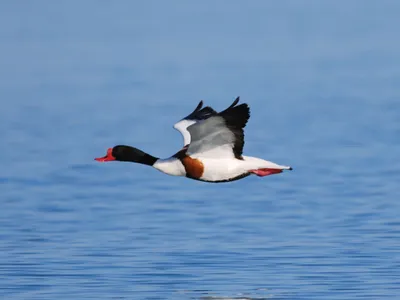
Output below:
[1,1,400,299]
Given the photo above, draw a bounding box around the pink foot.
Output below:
[249,168,283,177]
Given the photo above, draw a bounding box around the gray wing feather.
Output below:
[186,117,235,157]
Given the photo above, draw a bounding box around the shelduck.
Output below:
[95,97,292,183]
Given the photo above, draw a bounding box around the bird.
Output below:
[95,97,292,183]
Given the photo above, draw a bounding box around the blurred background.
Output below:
[1,1,399,299]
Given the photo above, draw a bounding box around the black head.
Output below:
[95,145,158,166]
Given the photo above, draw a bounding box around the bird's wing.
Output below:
[186,97,250,159]
[173,100,217,146]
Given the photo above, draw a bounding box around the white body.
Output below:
[199,155,291,182]
[153,155,291,182]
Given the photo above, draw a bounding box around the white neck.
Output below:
[153,157,186,176]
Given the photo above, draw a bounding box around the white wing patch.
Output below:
[173,119,196,146]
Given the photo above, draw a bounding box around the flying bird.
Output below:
[95,97,292,183]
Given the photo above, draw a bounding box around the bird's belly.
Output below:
[199,159,249,182]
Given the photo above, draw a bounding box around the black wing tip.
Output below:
[227,96,240,109]
[229,96,239,106]
[196,106,218,120]
[184,99,217,121]
[192,100,203,114]
[185,96,248,122]
[218,97,250,159]
[236,103,250,125]
[220,96,249,114]
[220,101,250,120]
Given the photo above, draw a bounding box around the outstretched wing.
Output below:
[173,100,217,146]
[186,97,250,159]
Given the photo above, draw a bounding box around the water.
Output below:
[1,1,400,299]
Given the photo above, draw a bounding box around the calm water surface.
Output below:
[1,1,400,299]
